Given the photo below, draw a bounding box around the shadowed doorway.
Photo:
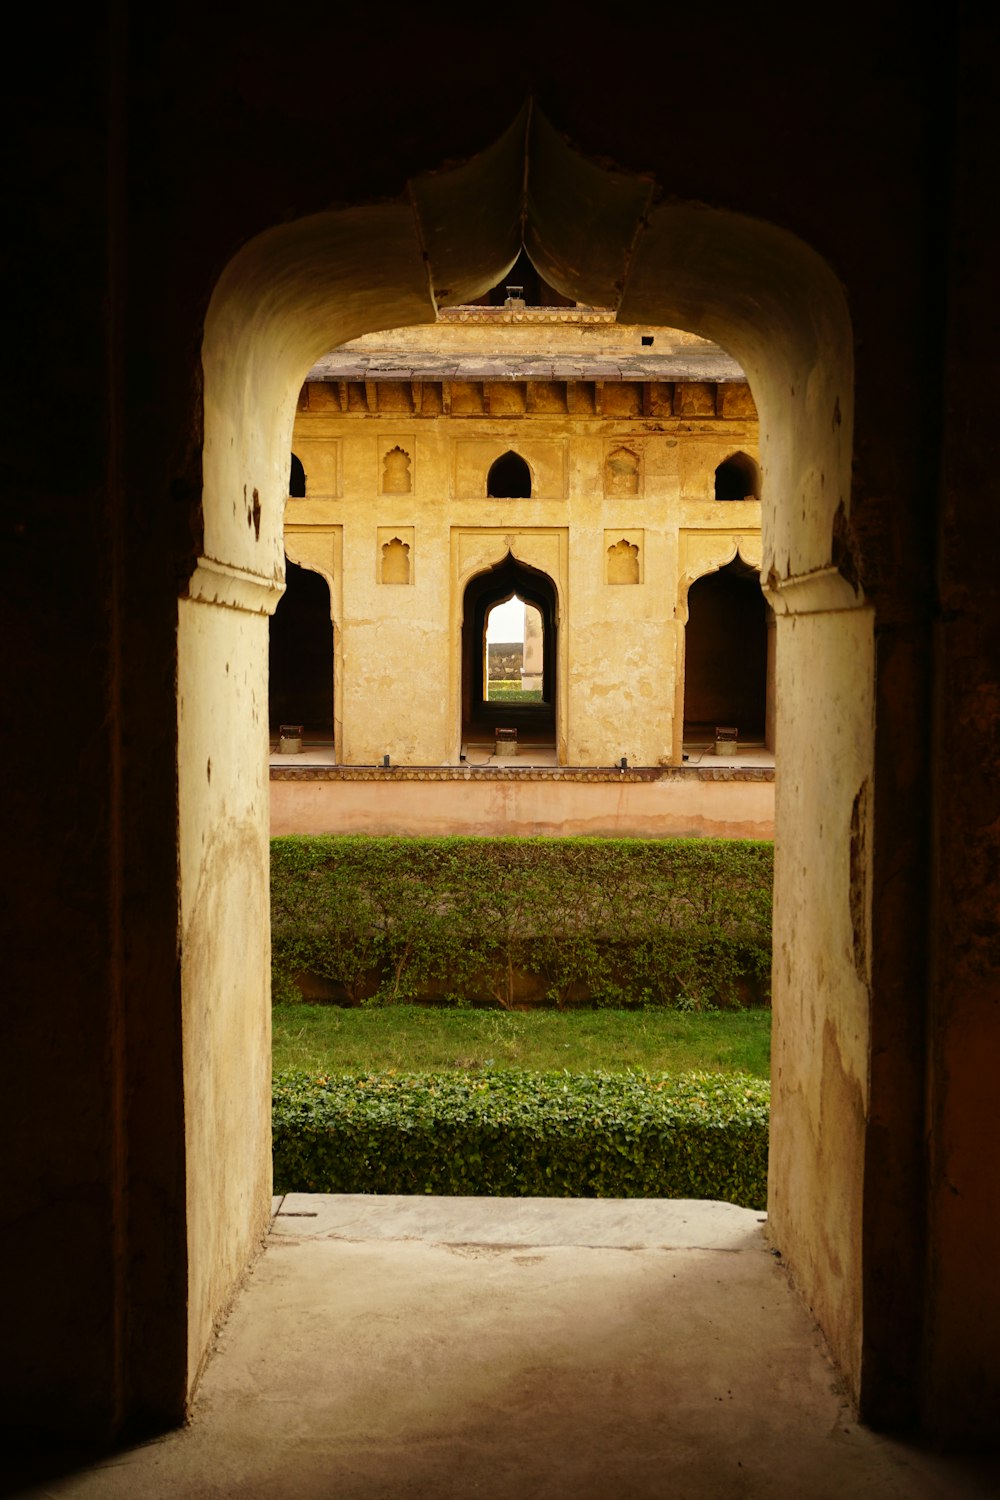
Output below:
[461,554,557,758]
[683,557,768,744]
[269,558,334,744]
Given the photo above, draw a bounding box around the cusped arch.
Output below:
[676,542,762,626]
[191,106,872,1423]
[456,532,564,609]
[465,550,557,624]
[268,557,334,737]
[461,552,558,740]
[682,556,769,741]
[200,109,857,600]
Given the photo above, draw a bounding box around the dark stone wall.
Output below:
[921,15,1000,1440]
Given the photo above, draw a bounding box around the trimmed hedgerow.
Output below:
[272,1069,769,1209]
[271,835,772,1010]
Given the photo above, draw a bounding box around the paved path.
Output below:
[12,1198,999,1499]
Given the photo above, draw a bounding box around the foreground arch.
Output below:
[190,105,871,1414]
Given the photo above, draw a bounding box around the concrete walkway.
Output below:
[14,1197,999,1499]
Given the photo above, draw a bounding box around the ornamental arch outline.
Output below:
[192,104,869,1418]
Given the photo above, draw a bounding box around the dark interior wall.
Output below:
[7,1,999,1448]
[269,562,334,735]
[7,12,190,1440]
[6,20,127,1438]
[921,20,1000,1439]
[684,567,767,735]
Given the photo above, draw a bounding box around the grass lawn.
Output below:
[272,1003,771,1078]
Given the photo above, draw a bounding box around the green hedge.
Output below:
[485,683,543,701]
[271,836,772,1010]
[272,1069,769,1209]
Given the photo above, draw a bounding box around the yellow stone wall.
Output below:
[286,379,761,766]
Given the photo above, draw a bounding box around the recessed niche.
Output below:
[604,445,640,496]
[606,534,642,584]
[378,526,414,584]
[382,446,412,495]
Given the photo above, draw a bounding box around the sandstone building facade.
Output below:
[276,310,770,768]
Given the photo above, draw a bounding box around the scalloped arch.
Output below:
[185,104,872,1419]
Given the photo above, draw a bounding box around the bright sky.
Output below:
[486,595,525,643]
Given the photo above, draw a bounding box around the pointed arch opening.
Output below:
[714,450,760,501]
[461,555,556,751]
[683,556,769,745]
[289,453,307,497]
[487,450,532,498]
[268,558,334,744]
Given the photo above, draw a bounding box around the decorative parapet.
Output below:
[439,306,619,325]
[270,764,774,784]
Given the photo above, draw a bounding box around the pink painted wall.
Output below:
[270,773,774,840]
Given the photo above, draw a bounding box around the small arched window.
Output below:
[714,452,760,502]
[289,453,306,497]
[487,451,532,498]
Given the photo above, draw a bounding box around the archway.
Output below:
[191,106,873,1420]
[461,555,557,754]
[268,559,334,743]
[683,558,768,745]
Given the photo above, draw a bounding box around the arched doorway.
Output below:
[461,555,557,756]
[683,558,768,745]
[188,108,874,1421]
[268,558,334,744]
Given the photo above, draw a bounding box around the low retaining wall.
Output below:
[270,766,774,839]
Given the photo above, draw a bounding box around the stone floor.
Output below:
[12,1197,999,1499]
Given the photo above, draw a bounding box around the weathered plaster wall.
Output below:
[288,387,760,766]
[768,599,875,1386]
[269,770,775,840]
[177,600,273,1387]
